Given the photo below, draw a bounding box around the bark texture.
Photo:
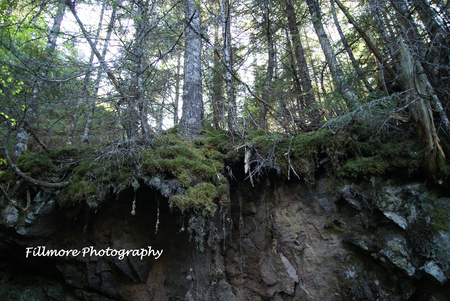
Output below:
[180,0,204,135]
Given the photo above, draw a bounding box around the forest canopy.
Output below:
[0,0,449,192]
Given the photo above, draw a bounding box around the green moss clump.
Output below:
[203,128,231,153]
[16,152,56,176]
[246,130,284,153]
[66,180,97,205]
[341,156,388,177]
[142,139,223,188]
[170,182,221,215]
[48,146,82,160]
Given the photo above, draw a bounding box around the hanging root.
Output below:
[155,200,160,235]
[131,193,136,216]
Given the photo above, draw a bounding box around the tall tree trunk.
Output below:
[135,0,151,138]
[174,48,181,126]
[156,87,166,132]
[13,0,65,159]
[219,0,236,133]
[180,0,204,135]
[330,0,373,92]
[259,0,275,130]
[67,2,124,97]
[211,27,224,129]
[395,0,450,136]
[67,0,107,146]
[285,0,317,124]
[367,0,400,93]
[306,0,357,106]
[82,5,117,144]
[398,39,447,178]
[391,0,427,61]
[410,0,447,43]
[286,0,315,109]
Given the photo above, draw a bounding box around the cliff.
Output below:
[0,124,449,300]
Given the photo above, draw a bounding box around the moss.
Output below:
[142,139,223,186]
[66,180,97,204]
[170,182,220,215]
[158,145,197,160]
[178,170,191,187]
[341,156,388,178]
[225,149,241,163]
[245,130,285,153]
[16,152,56,176]
[203,128,231,153]
[205,150,225,161]
[429,205,450,232]
[48,146,82,160]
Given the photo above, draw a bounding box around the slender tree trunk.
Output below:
[259,0,275,130]
[156,87,166,131]
[408,0,448,88]
[135,0,151,138]
[219,0,236,133]
[330,0,373,92]
[67,2,124,98]
[13,0,65,159]
[174,48,181,125]
[391,0,428,62]
[67,1,107,146]
[367,0,400,92]
[334,0,398,88]
[211,27,224,129]
[285,28,302,104]
[180,0,204,135]
[285,0,317,119]
[411,0,447,43]
[306,0,357,106]
[368,0,397,59]
[82,5,117,144]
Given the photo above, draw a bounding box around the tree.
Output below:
[306,0,357,105]
[285,0,319,126]
[180,0,204,135]
[82,3,117,144]
[219,0,236,133]
[13,0,66,159]
[259,0,275,130]
[329,0,373,93]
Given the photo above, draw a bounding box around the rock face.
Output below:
[1,175,449,300]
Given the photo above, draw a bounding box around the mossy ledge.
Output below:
[1,121,444,215]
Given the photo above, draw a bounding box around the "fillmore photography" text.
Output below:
[25,246,163,260]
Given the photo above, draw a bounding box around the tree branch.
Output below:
[3,131,69,188]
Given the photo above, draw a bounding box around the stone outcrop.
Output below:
[1,174,449,300]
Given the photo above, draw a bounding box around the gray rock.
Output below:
[380,235,416,277]
[2,205,19,227]
[421,261,447,285]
